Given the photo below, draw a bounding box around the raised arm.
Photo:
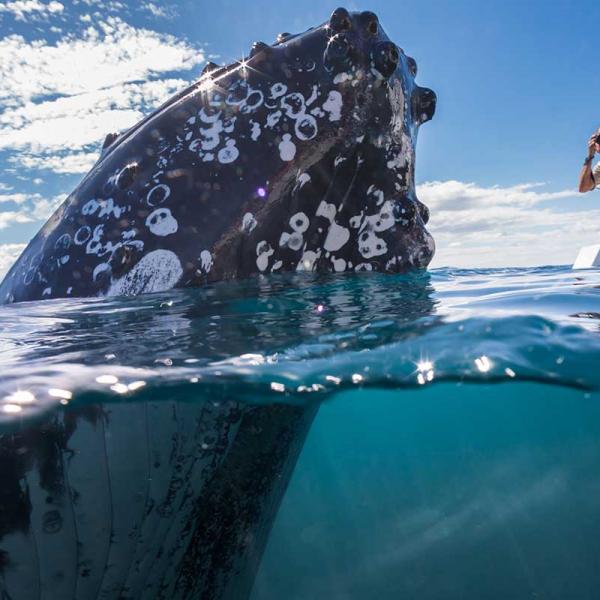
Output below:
[579,132,600,193]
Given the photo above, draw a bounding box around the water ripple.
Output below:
[1,266,600,422]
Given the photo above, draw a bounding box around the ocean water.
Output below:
[1,265,600,599]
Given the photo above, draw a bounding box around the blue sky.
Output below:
[1,0,600,273]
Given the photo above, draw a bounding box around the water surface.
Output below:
[1,266,600,599]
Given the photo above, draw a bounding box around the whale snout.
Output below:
[412,86,437,124]
[383,196,434,271]
[415,198,430,225]
[411,228,435,269]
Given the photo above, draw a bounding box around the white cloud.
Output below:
[0,210,33,230]
[77,0,127,11]
[10,151,98,174]
[420,180,600,268]
[1,78,189,153]
[0,0,64,21]
[141,2,177,19]
[0,192,66,228]
[0,192,30,204]
[0,244,26,279]
[0,16,204,173]
[0,18,201,104]
[418,180,575,212]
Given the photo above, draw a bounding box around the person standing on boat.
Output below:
[579,130,600,192]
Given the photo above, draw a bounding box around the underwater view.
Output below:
[1,265,600,598]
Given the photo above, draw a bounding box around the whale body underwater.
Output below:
[0,7,436,304]
[0,9,437,600]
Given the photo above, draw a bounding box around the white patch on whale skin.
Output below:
[306,84,318,106]
[358,231,388,258]
[332,257,347,272]
[199,250,213,273]
[279,134,296,161]
[107,250,183,297]
[294,113,318,141]
[389,79,405,139]
[349,214,363,229]
[296,250,320,272]
[218,139,239,164]
[199,107,222,124]
[323,91,343,121]
[367,185,385,206]
[82,198,99,216]
[270,83,287,98]
[355,262,373,272]
[316,200,336,223]
[318,199,349,252]
[387,148,407,170]
[199,120,224,151]
[280,211,308,252]
[266,110,282,129]
[289,212,309,233]
[250,120,261,141]
[93,262,110,281]
[359,201,396,233]
[86,224,105,255]
[241,89,264,114]
[385,256,399,271]
[333,72,352,84]
[97,198,124,219]
[189,138,203,153]
[208,93,224,108]
[256,241,274,272]
[279,231,303,251]
[55,231,72,246]
[324,222,350,252]
[222,116,237,133]
[74,225,92,245]
[147,184,170,207]
[297,173,311,189]
[281,92,306,118]
[146,208,178,237]
[425,234,435,255]
[241,212,257,233]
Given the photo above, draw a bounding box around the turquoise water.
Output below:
[1,266,600,598]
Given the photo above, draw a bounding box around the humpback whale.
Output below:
[0,7,436,304]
